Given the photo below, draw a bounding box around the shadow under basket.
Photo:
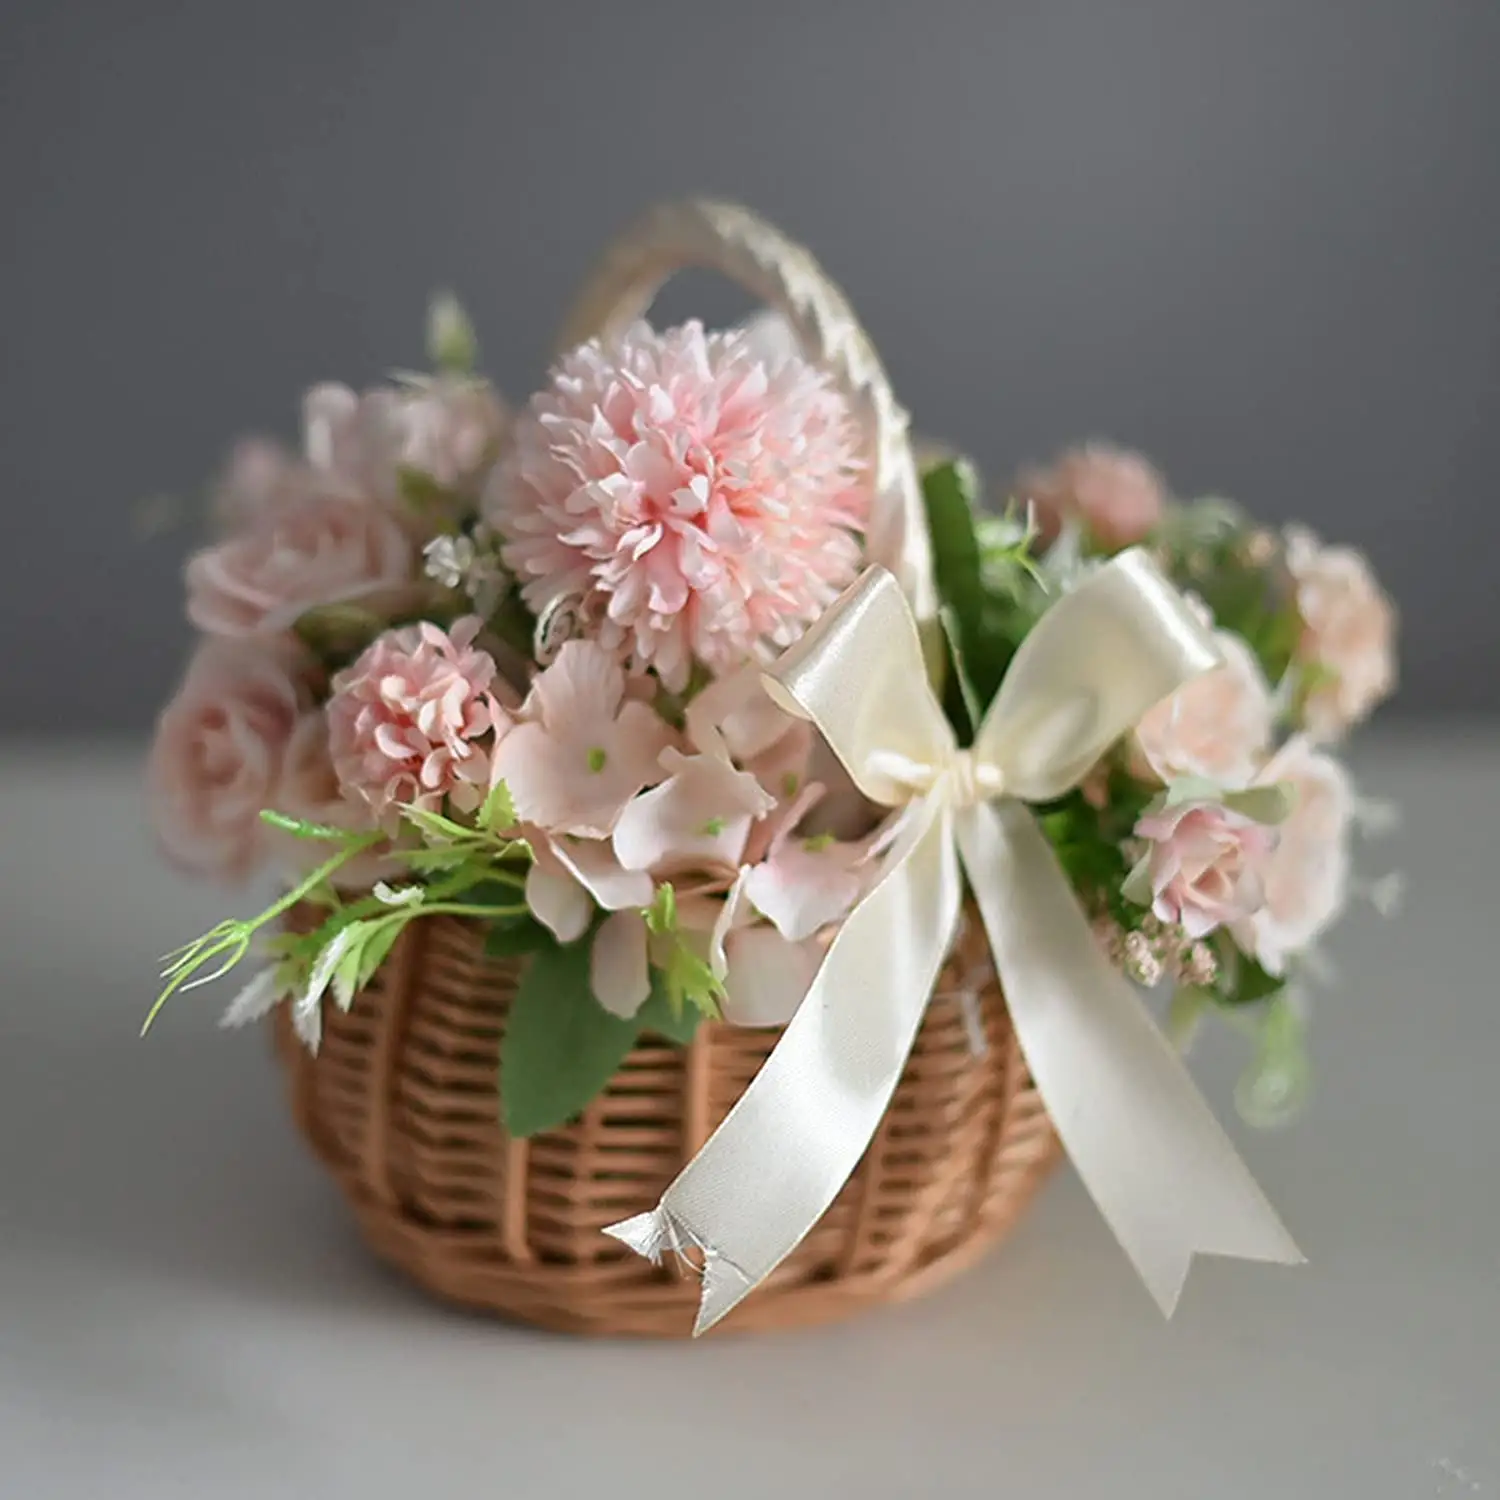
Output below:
[273,908,1061,1337]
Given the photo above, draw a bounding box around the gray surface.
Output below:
[1,0,1497,730]
[0,727,1495,1497]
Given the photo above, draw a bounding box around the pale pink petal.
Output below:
[720,927,822,1027]
[591,909,651,1018]
[539,834,653,911]
[527,639,625,742]
[492,723,587,833]
[612,749,774,874]
[524,862,593,943]
[744,837,865,942]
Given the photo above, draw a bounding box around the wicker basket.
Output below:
[274,907,1059,1336]
[272,201,1060,1335]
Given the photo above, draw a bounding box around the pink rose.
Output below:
[273,711,400,888]
[1231,738,1353,975]
[148,638,314,882]
[1135,629,1274,785]
[1132,798,1277,939]
[1017,443,1167,552]
[185,488,419,639]
[304,378,510,502]
[326,617,514,827]
[1285,526,1396,740]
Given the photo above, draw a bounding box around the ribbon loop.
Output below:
[607,548,1301,1332]
[974,549,1222,802]
[762,567,955,808]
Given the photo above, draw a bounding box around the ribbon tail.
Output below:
[604,794,963,1334]
[956,800,1303,1314]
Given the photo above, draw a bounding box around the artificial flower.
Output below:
[1135,628,1275,786]
[1130,796,1279,940]
[1231,738,1354,975]
[490,639,674,838]
[523,832,653,943]
[186,488,419,638]
[742,796,869,942]
[612,746,776,875]
[1284,525,1397,740]
[487,319,869,688]
[1017,442,1167,551]
[304,376,510,503]
[148,637,313,882]
[326,617,511,826]
[274,711,399,888]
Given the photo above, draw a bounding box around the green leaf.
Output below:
[1235,996,1310,1127]
[1120,853,1154,908]
[637,974,703,1045]
[398,844,475,874]
[484,916,553,958]
[396,466,455,513]
[427,289,478,373]
[938,605,983,741]
[355,917,405,989]
[923,459,986,628]
[479,778,516,833]
[921,459,1038,716]
[259,809,357,843]
[643,882,677,936]
[399,804,479,844]
[499,937,643,1137]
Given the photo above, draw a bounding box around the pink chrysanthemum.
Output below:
[326,617,512,826]
[486,320,870,689]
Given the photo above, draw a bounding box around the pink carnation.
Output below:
[326,617,513,826]
[148,637,315,883]
[1230,739,1354,974]
[487,320,870,689]
[1135,627,1275,786]
[1018,443,1167,551]
[1133,797,1277,940]
[1285,526,1397,740]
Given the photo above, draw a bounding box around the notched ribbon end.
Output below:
[604,1207,756,1335]
[603,1208,675,1263]
[1140,1231,1306,1319]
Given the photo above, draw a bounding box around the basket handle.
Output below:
[557,199,937,625]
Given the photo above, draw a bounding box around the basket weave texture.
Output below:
[274,905,1060,1337]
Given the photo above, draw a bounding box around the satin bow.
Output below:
[608,549,1301,1333]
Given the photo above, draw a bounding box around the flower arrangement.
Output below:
[149,292,1396,1145]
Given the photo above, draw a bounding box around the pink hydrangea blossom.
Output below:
[1230,738,1354,974]
[612,746,776,875]
[490,640,674,838]
[1132,797,1278,940]
[1017,443,1167,551]
[326,617,512,826]
[186,489,419,638]
[487,320,870,688]
[1284,525,1397,740]
[148,637,314,882]
[1135,628,1274,786]
[523,832,653,944]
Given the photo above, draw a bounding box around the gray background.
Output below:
[2,0,1495,732]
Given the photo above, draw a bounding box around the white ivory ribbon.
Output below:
[607,549,1302,1332]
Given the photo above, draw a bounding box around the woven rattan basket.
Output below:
[274,907,1058,1336]
[271,201,1060,1336]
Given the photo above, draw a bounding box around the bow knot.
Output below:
[945,749,1005,809]
[608,550,1302,1334]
